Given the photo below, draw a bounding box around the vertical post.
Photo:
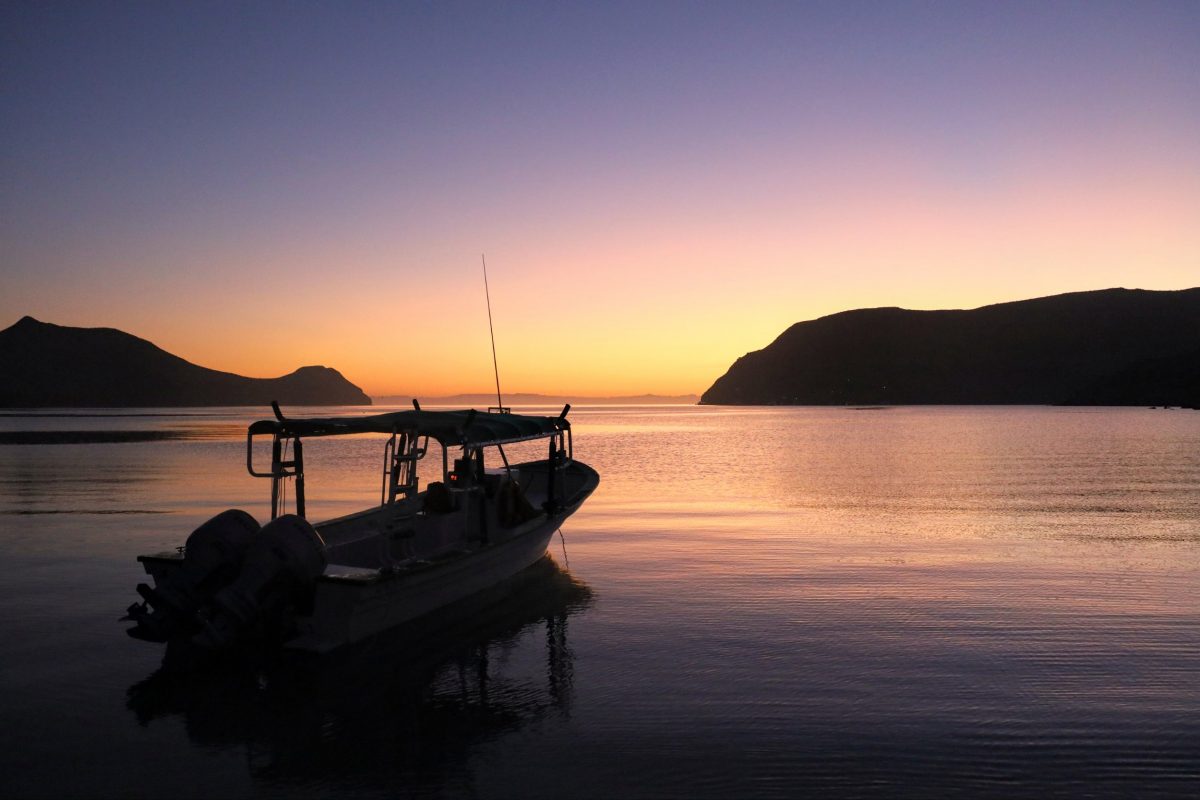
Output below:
[544,435,558,514]
[270,435,282,520]
[293,437,305,519]
[382,432,394,505]
[556,434,564,507]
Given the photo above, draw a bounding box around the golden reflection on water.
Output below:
[568,405,1199,674]
[0,405,1198,796]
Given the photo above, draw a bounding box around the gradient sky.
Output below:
[2,1,1197,397]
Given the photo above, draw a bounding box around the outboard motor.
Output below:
[193,514,327,649]
[125,509,260,642]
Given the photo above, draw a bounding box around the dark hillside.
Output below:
[700,288,1200,406]
[0,317,371,407]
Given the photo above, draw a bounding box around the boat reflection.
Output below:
[127,556,592,789]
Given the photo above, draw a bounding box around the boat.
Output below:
[123,401,599,653]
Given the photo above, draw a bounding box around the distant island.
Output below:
[374,392,699,406]
[0,317,371,407]
[700,288,1200,407]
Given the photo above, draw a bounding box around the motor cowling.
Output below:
[193,514,327,649]
[125,509,260,641]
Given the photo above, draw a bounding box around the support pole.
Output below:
[293,438,305,519]
[270,436,282,520]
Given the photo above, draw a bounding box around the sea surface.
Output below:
[0,405,1197,799]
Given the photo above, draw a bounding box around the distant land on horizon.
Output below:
[374,392,700,406]
[0,317,371,407]
[701,288,1200,408]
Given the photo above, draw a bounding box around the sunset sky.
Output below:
[2,2,1197,398]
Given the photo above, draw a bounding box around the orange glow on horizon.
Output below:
[12,158,1194,399]
[4,6,1197,399]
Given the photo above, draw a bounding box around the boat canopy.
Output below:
[248,408,569,448]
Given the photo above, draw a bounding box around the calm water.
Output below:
[0,405,1198,798]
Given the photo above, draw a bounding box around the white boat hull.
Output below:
[292,519,562,652]
[132,458,598,653]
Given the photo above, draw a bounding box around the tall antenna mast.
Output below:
[482,254,504,411]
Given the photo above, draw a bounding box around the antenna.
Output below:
[482,254,506,412]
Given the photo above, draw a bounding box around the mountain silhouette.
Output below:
[0,317,371,407]
[700,288,1200,407]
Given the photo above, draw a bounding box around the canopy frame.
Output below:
[246,403,573,520]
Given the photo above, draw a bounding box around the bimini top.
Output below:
[248,405,570,447]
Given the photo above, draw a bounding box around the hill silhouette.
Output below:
[0,317,371,407]
[700,288,1200,407]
